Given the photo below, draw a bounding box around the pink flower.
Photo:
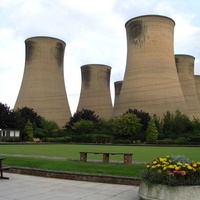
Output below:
[168,171,174,176]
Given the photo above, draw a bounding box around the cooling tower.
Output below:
[114,15,188,117]
[77,64,113,118]
[114,81,123,108]
[175,55,200,118]
[194,75,200,104]
[14,36,71,127]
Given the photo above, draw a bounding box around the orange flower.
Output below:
[180,171,186,176]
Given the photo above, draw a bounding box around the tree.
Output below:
[66,109,99,131]
[0,102,15,128]
[41,118,59,132]
[14,107,42,131]
[14,107,42,141]
[23,120,33,141]
[112,113,142,137]
[146,118,159,143]
[72,119,94,134]
[162,110,192,138]
[125,109,150,132]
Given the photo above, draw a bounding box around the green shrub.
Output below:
[112,139,132,144]
[92,134,113,143]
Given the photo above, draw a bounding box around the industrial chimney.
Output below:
[194,75,200,104]
[14,36,71,127]
[114,81,123,108]
[114,15,188,117]
[175,55,200,118]
[77,64,113,118]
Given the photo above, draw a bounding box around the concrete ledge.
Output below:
[7,167,141,186]
[138,180,200,200]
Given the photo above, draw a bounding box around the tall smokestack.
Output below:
[114,15,187,117]
[77,64,113,118]
[14,36,71,127]
[175,55,200,118]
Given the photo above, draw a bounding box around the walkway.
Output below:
[0,173,140,200]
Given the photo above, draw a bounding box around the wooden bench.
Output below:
[80,152,133,165]
[0,158,10,179]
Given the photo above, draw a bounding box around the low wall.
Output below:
[7,167,140,185]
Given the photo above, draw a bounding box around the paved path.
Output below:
[0,173,140,200]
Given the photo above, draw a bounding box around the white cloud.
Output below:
[0,0,200,114]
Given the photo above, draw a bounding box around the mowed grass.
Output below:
[3,156,143,177]
[0,144,200,161]
[0,144,200,177]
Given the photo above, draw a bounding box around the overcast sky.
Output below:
[0,0,200,114]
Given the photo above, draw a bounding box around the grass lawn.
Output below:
[0,144,200,161]
[0,144,200,177]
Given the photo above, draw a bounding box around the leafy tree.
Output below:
[112,113,142,137]
[162,110,192,138]
[152,114,164,139]
[66,109,99,131]
[23,119,33,141]
[191,117,200,134]
[14,107,42,141]
[72,119,94,134]
[146,118,159,143]
[125,109,150,132]
[0,102,15,128]
[94,118,114,135]
[41,118,59,132]
[14,107,42,131]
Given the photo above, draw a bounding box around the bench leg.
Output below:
[103,153,109,163]
[124,154,132,165]
[0,170,9,179]
[80,152,87,162]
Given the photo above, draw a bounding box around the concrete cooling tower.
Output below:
[175,55,200,118]
[194,75,200,104]
[114,81,123,108]
[14,36,71,127]
[77,64,113,118]
[114,15,188,117]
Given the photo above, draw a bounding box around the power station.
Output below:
[114,81,123,109]
[113,15,188,117]
[195,75,200,105]
[14,36,71,127]
[77,64,113,119]
[13,15,200,125]
[175,55,200,118]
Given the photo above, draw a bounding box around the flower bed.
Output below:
[138,155,200,199]
[141,155,200,186]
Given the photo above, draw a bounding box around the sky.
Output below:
[0,0,200,115]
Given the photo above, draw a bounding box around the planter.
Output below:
[138,180,200,200]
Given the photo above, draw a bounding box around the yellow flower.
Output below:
[177,162,182,166]
[175,167,180,171]
[168,165,174,169]
[158,169,162,173]
[192,163,197,168]
[163,166,167,170]
[187,166,193,170]
[153,161,157,165]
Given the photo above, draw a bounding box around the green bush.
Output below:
[71,134,94,143]
[92,134,113,143]
[112,139,132,144]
